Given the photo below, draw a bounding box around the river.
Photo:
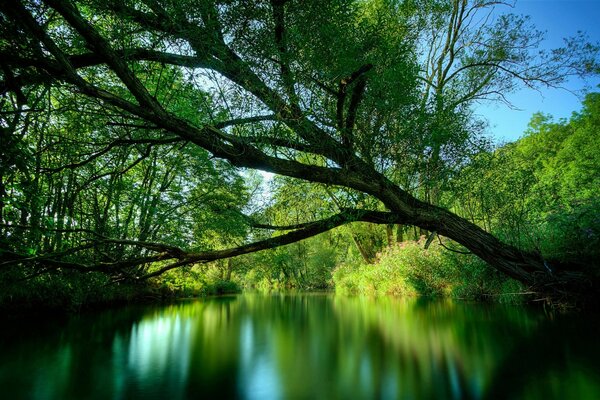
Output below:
[1,293,599,399]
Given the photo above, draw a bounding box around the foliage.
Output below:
[237,232,339,290]
[333,238,528,304]
[157,266,241,298]
[0,0,599,309]
[0,261,240,313]
[449,92,600,268]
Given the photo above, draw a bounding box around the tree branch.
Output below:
[139,208,409,279]
[45,0,167,113]
[3,208,408,278]
[337,64,373,146]
[343,77,367,148]
[270,0,298,105]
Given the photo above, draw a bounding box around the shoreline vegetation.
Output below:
[0,237,553,316]
[332,237,530,305]
[0,272,242,316]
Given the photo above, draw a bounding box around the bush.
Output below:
[333,238,528,302]
[0,262,241,314]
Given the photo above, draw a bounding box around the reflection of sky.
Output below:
[113,312,192,399]
[239,317,281,400]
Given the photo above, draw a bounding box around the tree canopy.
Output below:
[1,0,599,301]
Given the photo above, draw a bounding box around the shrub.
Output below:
[333,238,527,302]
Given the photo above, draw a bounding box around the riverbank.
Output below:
[1,236,588,317]
[0,274,241,318]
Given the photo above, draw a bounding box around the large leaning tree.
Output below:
[1,0,598,298]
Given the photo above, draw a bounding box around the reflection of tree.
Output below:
[237,293,341,399]
[1,295,599,399]
[0,305,148,398]
[184,296,241,398]
[331,297,545,399]
[484,315,600,399]
[234,294,547,399]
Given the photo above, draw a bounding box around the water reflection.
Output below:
[1,294,599,399]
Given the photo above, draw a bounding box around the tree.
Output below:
[0,0,598,300]
[448,92,600,279]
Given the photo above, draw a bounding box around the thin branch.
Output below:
[243,135,314,153]
[437,234,472,255]
[42,137,182,173]
[214,114,277,129]
[336,64,373,147]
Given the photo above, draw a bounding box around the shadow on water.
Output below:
[484,312,600,399]
[1,293,599,399]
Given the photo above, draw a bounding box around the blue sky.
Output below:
[475,0,600,142]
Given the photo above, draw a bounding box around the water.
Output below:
[1,293,599,399]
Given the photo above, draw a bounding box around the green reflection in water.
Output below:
[1,293,599,399]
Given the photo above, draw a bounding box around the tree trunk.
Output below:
[386,224,394,247]
[225,258,233,281]
[395,224,404,243]
[351,234,373,264]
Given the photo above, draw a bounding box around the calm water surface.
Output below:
[1,293,599,399]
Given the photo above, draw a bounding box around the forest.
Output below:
[1,0,599,311]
